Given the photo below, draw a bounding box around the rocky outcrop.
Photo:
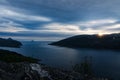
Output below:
[0,49,51,80]
[0,62,111,80]
[0,62,52,80]
[0,49,111,80]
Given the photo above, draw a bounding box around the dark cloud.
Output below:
[0,0,120,40]
[0,31,72,38]
[7,0,120,21]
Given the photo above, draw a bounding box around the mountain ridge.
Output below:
[0,38,22,48]
[50,33,120,50]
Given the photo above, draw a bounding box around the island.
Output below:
[0,38,22,48]
[50,33,120,50]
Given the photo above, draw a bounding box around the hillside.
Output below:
[0,38,22,48]
[50,33,120,50]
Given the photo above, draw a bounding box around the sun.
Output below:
[98,32,104,37]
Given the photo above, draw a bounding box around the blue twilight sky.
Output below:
[0,0,120,41]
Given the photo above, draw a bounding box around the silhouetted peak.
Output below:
[50,33,120,50]
[7,38,13,40]
[0,38,22,48]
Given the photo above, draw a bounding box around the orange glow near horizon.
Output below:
[98,32,104,37]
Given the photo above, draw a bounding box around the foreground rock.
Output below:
[0,49,111,80]
[0,49,51,80]
[0,61,111,80]
[0,62,51,80]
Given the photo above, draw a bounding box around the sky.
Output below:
[0,0,120,41]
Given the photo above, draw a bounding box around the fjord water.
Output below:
[0,41,120,79]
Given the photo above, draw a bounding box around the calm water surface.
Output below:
[0,41,120,79]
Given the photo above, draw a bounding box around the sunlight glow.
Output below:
[98,32,104,37]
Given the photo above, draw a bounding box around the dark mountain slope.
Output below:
[50,33,120,50]
[0,38,22,48]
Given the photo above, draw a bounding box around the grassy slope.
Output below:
[0,49,39,63]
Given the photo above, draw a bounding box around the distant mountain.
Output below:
[50,33,120,50]
[0,38,22,48]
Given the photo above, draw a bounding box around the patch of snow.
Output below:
[30,63,49,77]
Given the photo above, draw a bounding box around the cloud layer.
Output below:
[0,0,120,40]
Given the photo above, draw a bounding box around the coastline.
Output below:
[0,49,111,80]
